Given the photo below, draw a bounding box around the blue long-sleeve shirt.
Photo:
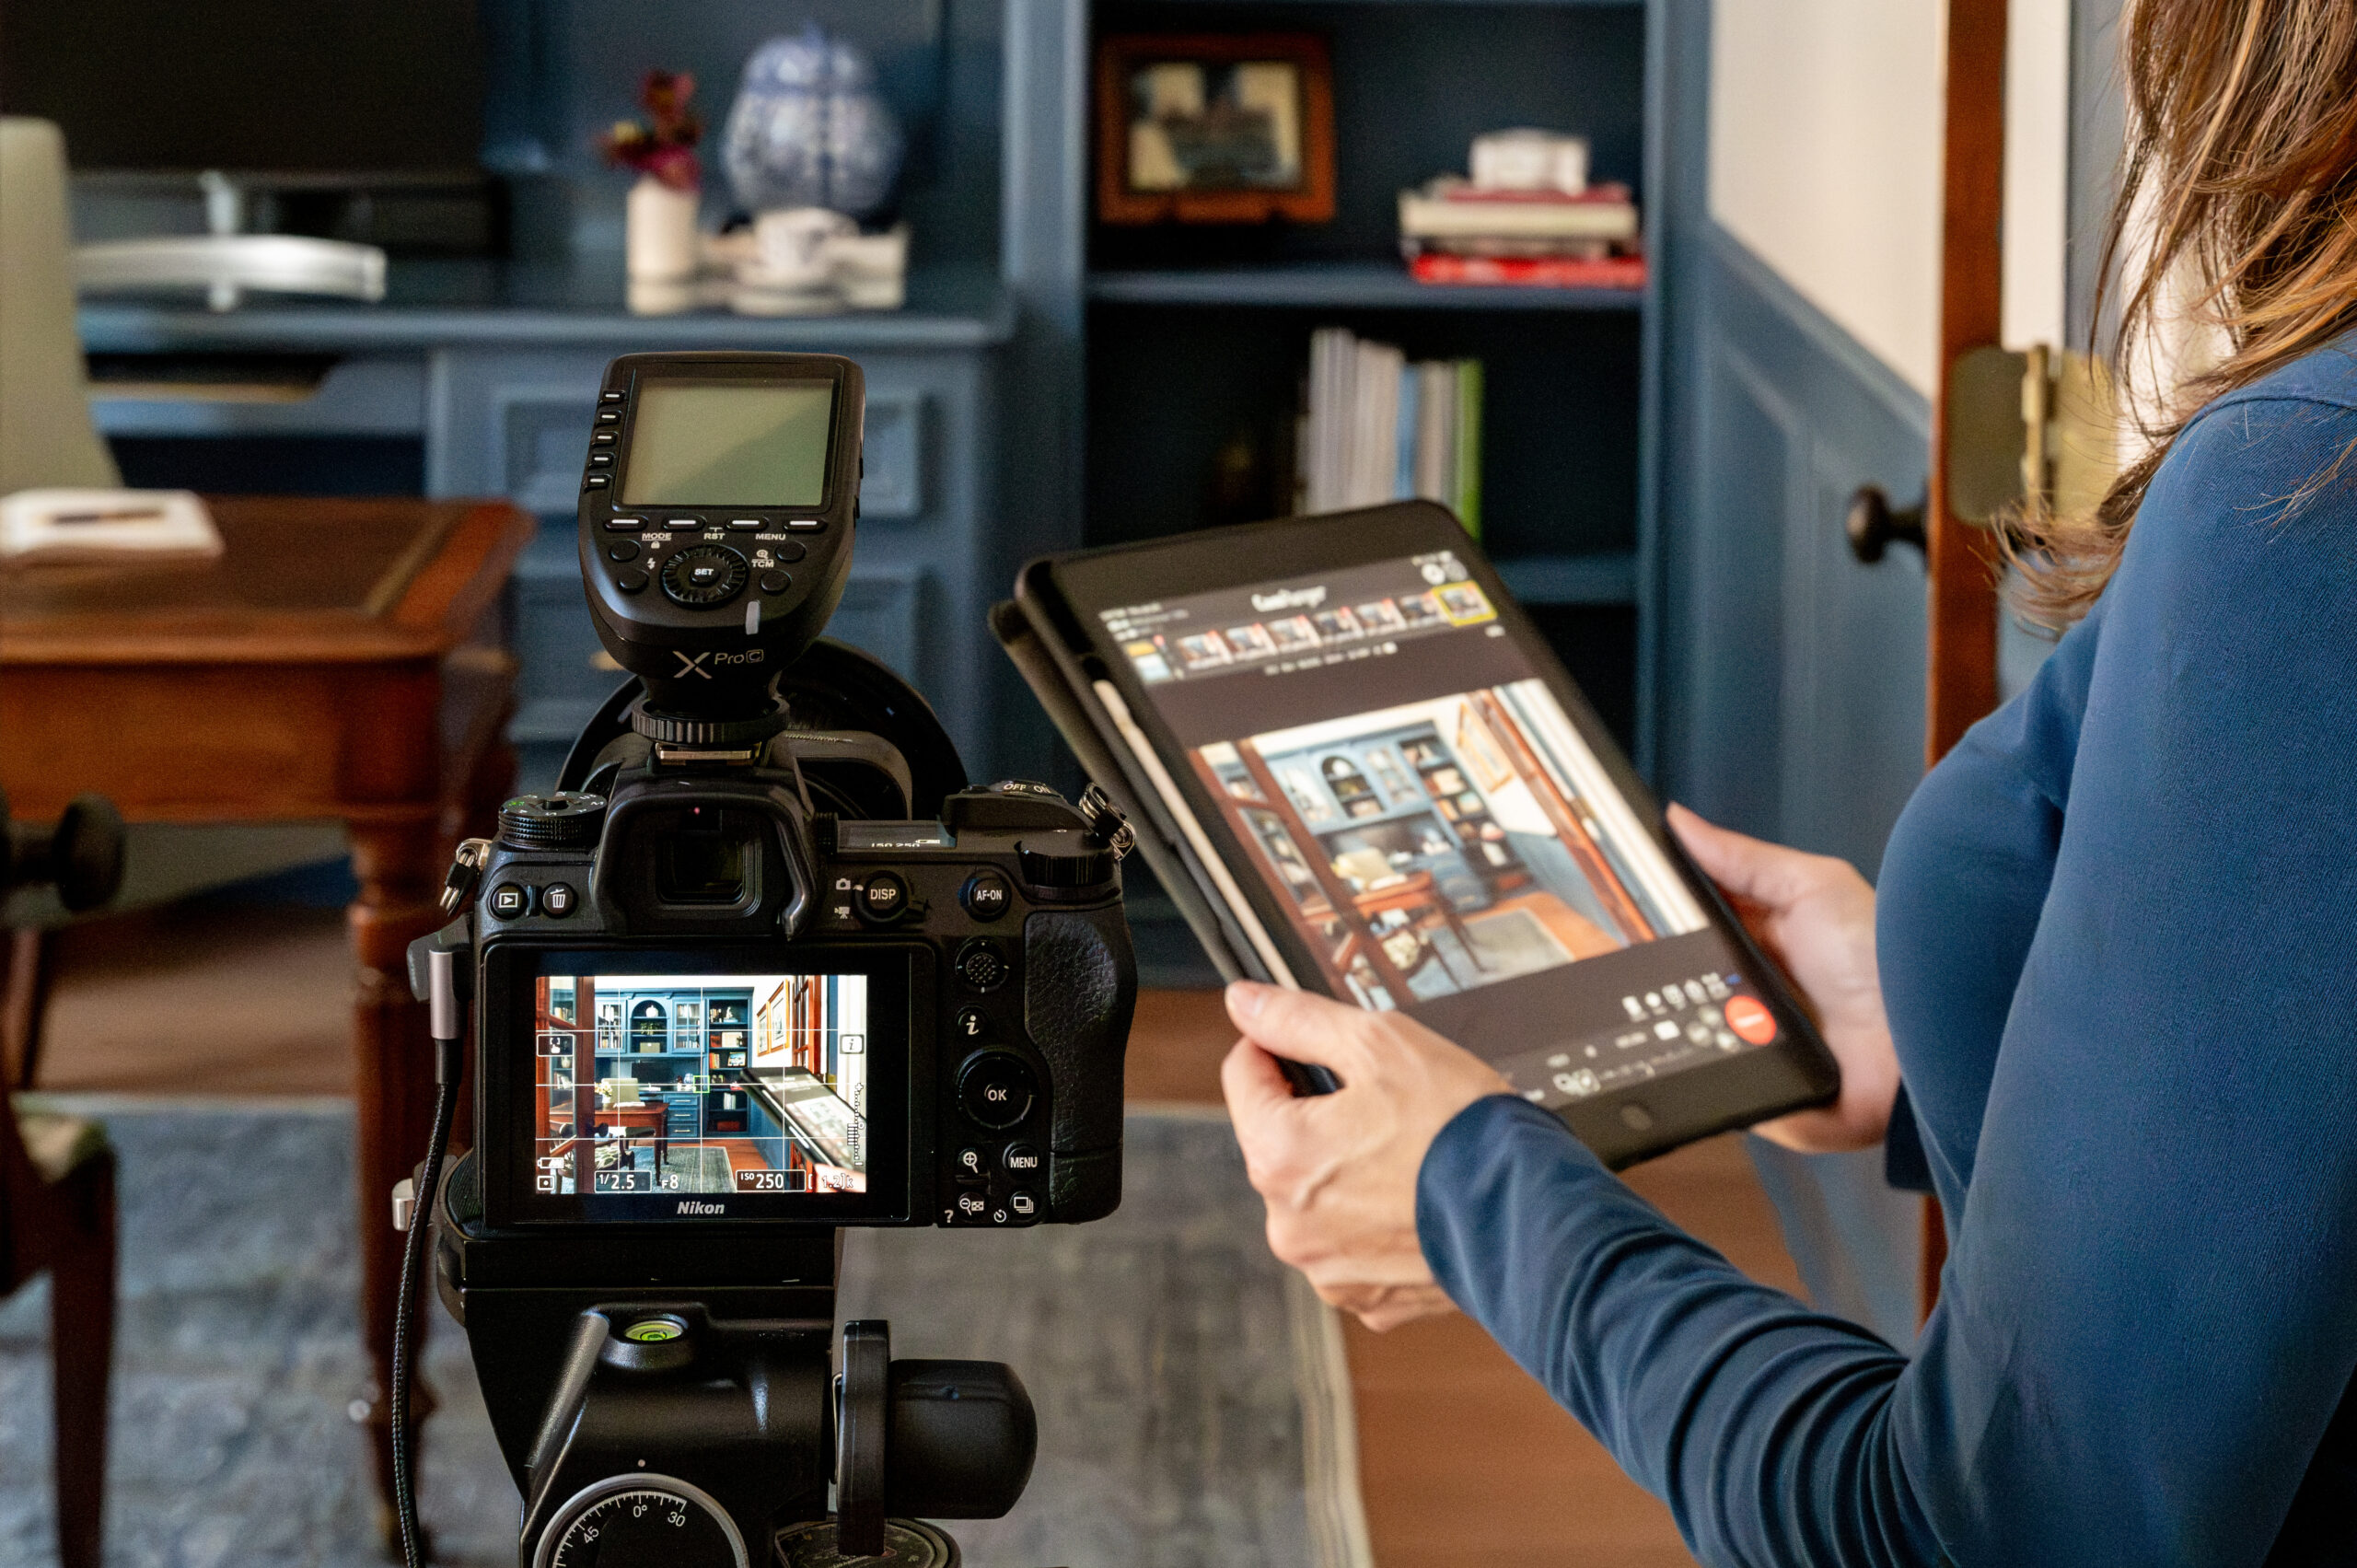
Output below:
[1417,341,2357,1566]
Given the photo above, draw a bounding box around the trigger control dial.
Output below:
[660,544,749,608]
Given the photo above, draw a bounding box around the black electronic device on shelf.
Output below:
[398,353,1137,1568]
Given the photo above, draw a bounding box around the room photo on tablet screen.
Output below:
[1091,543,1801,1113]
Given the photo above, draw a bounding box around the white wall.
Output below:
[1709,0,1946,397]
[1708,0,2076,393]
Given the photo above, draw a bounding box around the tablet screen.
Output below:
[1093,543,1796,1109]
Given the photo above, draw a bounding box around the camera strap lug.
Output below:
[440,837,493,915]
[1078,783,1135,860]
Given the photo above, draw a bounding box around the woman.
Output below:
[1221,5,2357,1562]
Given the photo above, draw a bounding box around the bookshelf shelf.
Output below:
[1086,263,1645,312]
[1493,551,1638,606]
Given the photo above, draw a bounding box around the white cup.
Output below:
[747,206,857,289]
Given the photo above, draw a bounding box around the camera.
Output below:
[402,353,1136,1567]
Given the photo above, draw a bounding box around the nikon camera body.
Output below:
[415,352,1135,1567]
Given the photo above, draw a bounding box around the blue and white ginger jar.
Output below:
[722,26,906,221]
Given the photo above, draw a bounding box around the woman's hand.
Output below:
[1666,804,1899,1153]
[1221,982,1511,1330]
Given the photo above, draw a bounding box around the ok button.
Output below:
[957,1051,1038,1131]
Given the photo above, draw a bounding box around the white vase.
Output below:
[626,176,701,283]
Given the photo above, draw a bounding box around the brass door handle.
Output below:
[1845,485,1926,564]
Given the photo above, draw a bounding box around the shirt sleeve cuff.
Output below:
[1415,1093,1606,1302]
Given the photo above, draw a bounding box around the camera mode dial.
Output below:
[660,545,749,609]
[498,792,607,850]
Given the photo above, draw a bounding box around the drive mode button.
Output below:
[958,1051,1036,1130]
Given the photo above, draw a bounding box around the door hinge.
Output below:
[1946,343,2117,527]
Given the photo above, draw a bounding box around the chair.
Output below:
[1,1097,114,1568]
[0,790,119,1568]
[0,117,121,493]
[0,116,375,1091]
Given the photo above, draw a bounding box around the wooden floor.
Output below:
[29,901,1809,1566]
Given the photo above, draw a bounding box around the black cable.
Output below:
[392,1040,459,1568]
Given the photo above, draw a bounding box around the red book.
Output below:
[1407,251,1648,290]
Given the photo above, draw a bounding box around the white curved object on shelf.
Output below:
[74,235,388,312]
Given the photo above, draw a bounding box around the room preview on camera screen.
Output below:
[1102,551,1709,1011]
[530,971,869,1198]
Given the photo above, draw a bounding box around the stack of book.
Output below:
[1397,178,1645,290]
[1298,327,1483,535]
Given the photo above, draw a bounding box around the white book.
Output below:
[1352,339,1403,507]
[1306,327,1355,513]
[1413,361,1457,504]
[0,489,221,568]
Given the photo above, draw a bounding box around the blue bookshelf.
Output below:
[1086,262,1644,311]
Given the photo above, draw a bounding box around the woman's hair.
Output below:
[2012,0,2357,627]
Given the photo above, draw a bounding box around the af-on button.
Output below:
[960,870,1012,921]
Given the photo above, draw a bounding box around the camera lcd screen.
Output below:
[620,381,834,506]
[493,948,913,1224]
[1085,541,1807,1115]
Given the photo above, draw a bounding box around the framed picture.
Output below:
[1096,33,1336,225]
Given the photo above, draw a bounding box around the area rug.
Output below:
[0,1100,1369,1568]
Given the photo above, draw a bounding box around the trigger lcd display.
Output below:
[621,381,834,506]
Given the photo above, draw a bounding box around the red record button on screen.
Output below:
[1724,995,1778,1045]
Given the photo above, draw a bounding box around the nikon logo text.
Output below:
[677,1201,726,1215]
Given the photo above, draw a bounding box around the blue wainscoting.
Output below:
[1657,216,1933,1350]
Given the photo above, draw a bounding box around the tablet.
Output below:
[996,501,1837,1167]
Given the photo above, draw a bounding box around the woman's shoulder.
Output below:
[2131,340,2357,572]
[2198,332,2357,419]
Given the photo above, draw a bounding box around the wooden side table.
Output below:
[0,495,534,1539]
